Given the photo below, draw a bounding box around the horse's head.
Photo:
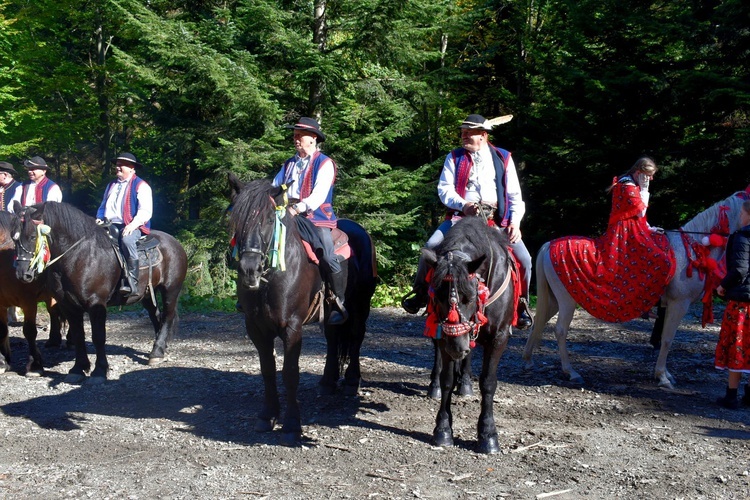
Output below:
[11,202,47,283]
[228,176,289,291]
[424,247,487,361]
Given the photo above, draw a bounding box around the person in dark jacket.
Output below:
[714,199,750,409]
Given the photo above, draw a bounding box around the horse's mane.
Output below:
[229,179,277,237]
[432,217,510,298]
[680,191,748,235]
[36,202,102,242]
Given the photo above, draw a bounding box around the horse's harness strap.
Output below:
[485,267,512,307]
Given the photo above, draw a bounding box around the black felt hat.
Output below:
[0,161,17,176]
[459,114,513,130]
[111,152,143,169]
[23,156,49,170]
[284,117,326,142]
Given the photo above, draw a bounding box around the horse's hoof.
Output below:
[477,435,500,454]
[432,430,454,447]
[319,383,337,396]
[44,339,61,349]
[148,356,165,366]
[457,383,474,397]
[569,375,584,385]
[254,418,276,433]
[280,431,302,446]
[65,373,86,384]
[427,386,442,399]
[341,382,360,397]
[25,369,43,378]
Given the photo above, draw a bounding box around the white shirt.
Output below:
[8,179,63,212]
[101,177,153,227]
[272,153,335,213]
[437,145,525,225]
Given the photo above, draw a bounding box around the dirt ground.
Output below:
[0,304,749,499]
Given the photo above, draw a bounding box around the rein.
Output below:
[232,186,290,279]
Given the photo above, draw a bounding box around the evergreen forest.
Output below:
[1,0,748,306]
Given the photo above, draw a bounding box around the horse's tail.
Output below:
[523,241,555,363]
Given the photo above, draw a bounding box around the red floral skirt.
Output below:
[714,301,750,372]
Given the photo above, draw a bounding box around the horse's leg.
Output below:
[44,299,63,348]
[456,349,474,396]
[20,303,43,376]
[66,310,90,383]
[342,311,366,396]
[320,324,341,396]
[248,328,280,434]
[88,305,109,384]
[145,286,179,365]
[280,327,304,445]
[432,347,455,447]
[427,339,442,399]
[523,244,560,368]
[649,301,667,349]
[653,300,690,388]
[0,312,10,373]
[553,301,582,384]
[476,328,510,454]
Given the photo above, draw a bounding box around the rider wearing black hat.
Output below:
[271,117,348,325]
[8,156,63,211]
[96,152,153,297]
[0,161,21,211]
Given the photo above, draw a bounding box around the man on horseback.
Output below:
[9,156,63,210]
[0,162,21,212]
[271,117,348,325]
[95,152,153,298]
[402,113,533,329]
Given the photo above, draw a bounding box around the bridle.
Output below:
[233,189,290,280]
[435,251,512,346]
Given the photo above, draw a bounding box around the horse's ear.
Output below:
[227,172,244,201]
[421,248,438,267]
[467,255,487,275]
[11,200,22,214]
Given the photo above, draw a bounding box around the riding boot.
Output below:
[516,296,533,330]
[401,257,430,314]
[120,258,140,297]
[716,387,739,410]
[327,269,349,326]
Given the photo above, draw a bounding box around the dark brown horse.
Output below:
[422,216,516,453]
[228,175,377,445]
[12,201,188,383]
[0,211,65,375]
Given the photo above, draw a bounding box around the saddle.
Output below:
[300,227,352,265]
[103,224,162,269]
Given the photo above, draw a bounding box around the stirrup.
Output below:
[516,298,534,330]
[401,291,427,314]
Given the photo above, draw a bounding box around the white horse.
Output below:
[523,189,750,388]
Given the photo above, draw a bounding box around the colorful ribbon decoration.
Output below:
[29,223,52,274]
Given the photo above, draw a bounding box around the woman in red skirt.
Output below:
[715,199,750,409]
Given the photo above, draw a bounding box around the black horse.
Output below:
[422,216,516,453]
[12,201,188,383]
[0,211,65,375]
[228,175,377,444]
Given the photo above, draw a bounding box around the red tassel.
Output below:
[476,311,487,325]
[447,305,459,323]
[470,340,476,349]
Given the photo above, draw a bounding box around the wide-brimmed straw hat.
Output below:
[111,152,143,169]
[23,156,49,170]
[284,117,326,142]
[460,114,513,131]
